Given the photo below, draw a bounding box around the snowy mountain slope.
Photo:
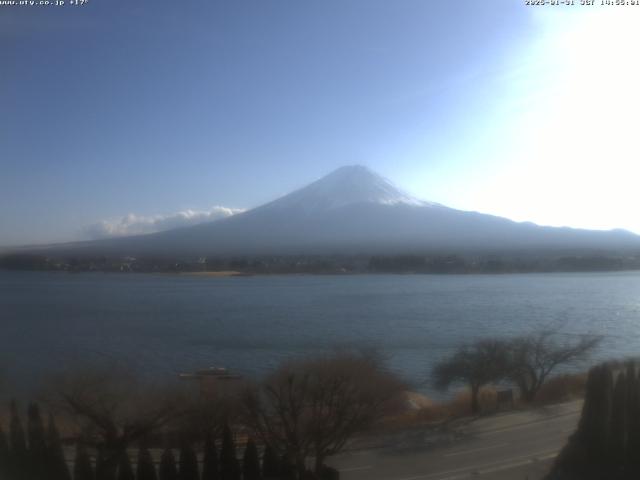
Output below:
[23,165,640,256]
[255,165,433,213]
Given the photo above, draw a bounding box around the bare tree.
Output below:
[507,330,601,402]
[432,339,510,414]
[243,351,404,477]
[45,365,183,479]
[176,383,245,442]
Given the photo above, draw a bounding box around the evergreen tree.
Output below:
[318,466,340,480]
[242,438,261,480]
[178,443,199,480]
[27,403,48,478]
[552,361,638,479]
[117,452,135,480]
[578,364,613,471]
[46,413,72,480]
[300,470,317,480]
[137,444,158,480]
[9,400,28,478]
[628,369,640,475]
[159,448,178,480]
[0,422,10,478]
[220,425,240,480]
[576,366,597,437]
[625,362,636,408]
[608,372,627,470]
[201,433,219,480]
[261,444,280,479]
[96,447,120,480]
[622,363,637,469]
[95,448,105,480]
[279,454,295,480]
[96,448,112,480]
[74,442,95,480]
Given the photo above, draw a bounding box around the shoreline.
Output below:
[3,268,640,277]
[178,270,253,277]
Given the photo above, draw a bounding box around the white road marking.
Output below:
[476,452,558,476]
[340,465,373,472]
[443,442,507,457]
[391,448,559,480]
[476,413,578,437]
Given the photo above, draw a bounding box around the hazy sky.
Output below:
[1,1,639,246]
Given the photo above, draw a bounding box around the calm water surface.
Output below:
[2,271,640,394]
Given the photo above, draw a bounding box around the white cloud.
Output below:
[83,206,244,240]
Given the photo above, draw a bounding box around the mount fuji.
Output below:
[25,165,640,256]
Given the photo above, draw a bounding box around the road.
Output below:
[328,401,582,480]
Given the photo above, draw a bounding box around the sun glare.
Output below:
[481,7,640,232]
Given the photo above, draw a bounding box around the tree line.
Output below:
[5,252,640,275]
[0,337,603,480]
[433,330,601,414]
[549,360,640,480]
[0,403,321,480]
[0,351,401,480]
[369,254,640,274]
[0,401,69,480]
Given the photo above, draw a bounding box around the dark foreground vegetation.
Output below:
[548,360,640,480]
[0,333,615,480]
[3,251,640,274]
[0,404,317,480]
[0,351,401,480]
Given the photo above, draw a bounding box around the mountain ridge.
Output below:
[9,165,640,257]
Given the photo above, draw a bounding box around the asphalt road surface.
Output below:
[328,401,582,480]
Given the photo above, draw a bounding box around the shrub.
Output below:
[179,443,199,480]
[73,442,95,480]
[46,413,72,480]
[242,438,260,480]
[220,425,240,480]
[261,444,280,479]
[202,433,219,480]
[136,445,157,480]
[117,452,135,480]
[159,448,178,480]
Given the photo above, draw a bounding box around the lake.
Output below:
[1,270,640,396]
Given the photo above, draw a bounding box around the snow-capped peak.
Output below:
[261,165,436,212]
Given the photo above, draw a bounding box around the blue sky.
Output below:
[1,0,639,246]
